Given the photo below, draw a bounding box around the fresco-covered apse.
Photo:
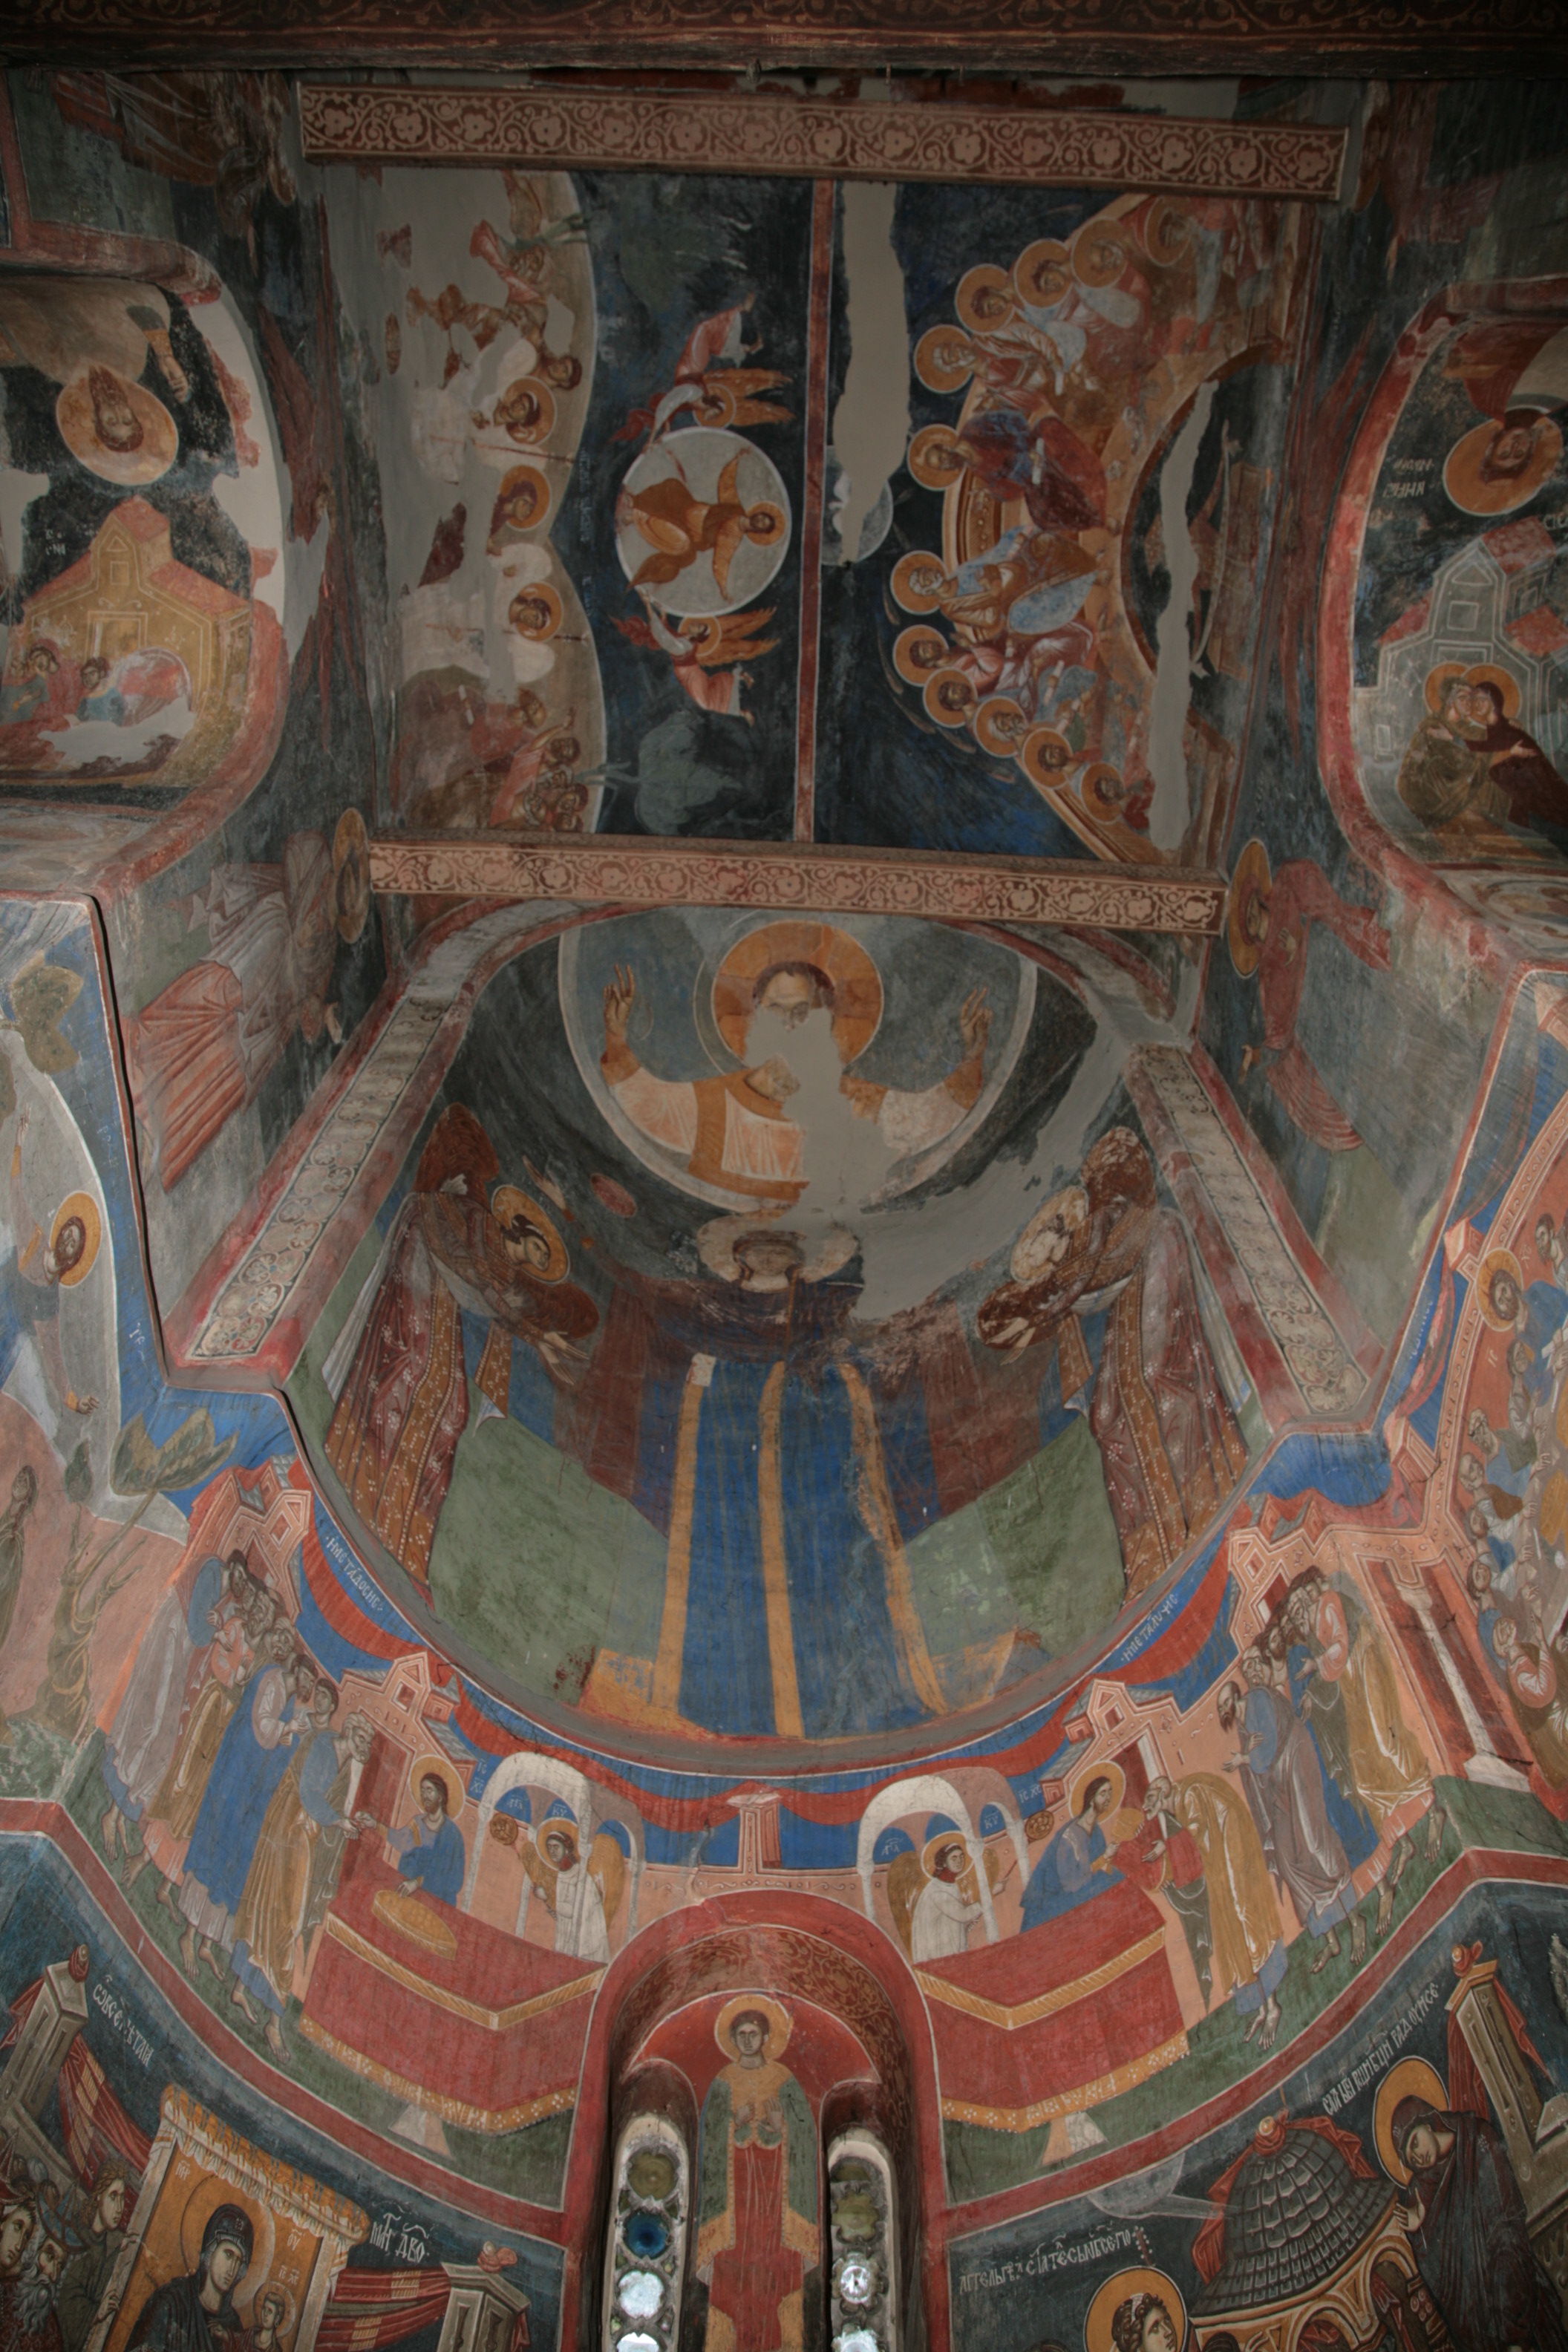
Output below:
[7,50,1568,2352]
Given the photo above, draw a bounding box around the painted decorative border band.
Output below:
[369,837,1227,935]
[938,2028,1190,2132]
[298,85,1345,198]
[190,991,448,1361]
[295,2016,578,2135]
[916,1930,1166,2029]
[323,1915,604,2028]
[1138,1045,1365,1415]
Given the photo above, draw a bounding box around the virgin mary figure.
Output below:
[324,1103,599,1588]
[695,1999,817,2352]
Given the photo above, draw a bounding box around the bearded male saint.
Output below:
[2,1108,98,1427]
[601,962,990,1205]
[695,2007,817,2352]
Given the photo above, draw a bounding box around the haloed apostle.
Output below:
[1142,1769,1286,2050]
[124,2206,252,2352]
[229,1690,372,2058]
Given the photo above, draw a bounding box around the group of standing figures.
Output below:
[94,1542,445,2059]
[1019,1557,1440,2054]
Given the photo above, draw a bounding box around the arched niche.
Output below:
[461,1748,646,1944]
[564,1894,945,2352]
[855,1771,999,1944]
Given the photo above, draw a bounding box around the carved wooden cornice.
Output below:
[299,84,1345,195]
[369,834,1229,933]
[2,0,1560,72]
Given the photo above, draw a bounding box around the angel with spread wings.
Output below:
[519,1818,624,1963]
[618,448,787,602]
[886,1829,1015,1964]
[614,295,793,444]
[615,597,778,721]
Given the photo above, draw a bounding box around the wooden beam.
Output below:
[2,2,1558,75]
[369,834,1228,934]
[300,85,1345,197]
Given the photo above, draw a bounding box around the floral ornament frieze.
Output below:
[299,86,1346,202]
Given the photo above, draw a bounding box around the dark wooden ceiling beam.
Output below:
[1,1,1563,75]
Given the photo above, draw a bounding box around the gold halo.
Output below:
[1443,414,1563,517]
[975,695,1027,755]
[914,324,976,394]
[407,1751,463,1818]
[1423,660,1470,715]
[1425,659,1522,720]
[713,919,883,1066]
[956,264,1016,334]
[494,378,557,445]
[696,1215,857,1287]
[1072,223,1129,290]
[893,624,949,686]
[1226,837,1273,979]
[1067,1757,1125,1820]
[490,1185,570,1283]
[746,500,788,547]
[890,549,945,614]
[921,1828,973,1878]
[246,2282,297,2339]
[177,2176,274,2313]
[1464,662,1522,719]
[509,581,563,642]
[923,667,976,728]
[714,1993,792,2060]
[1085,2267,1186,2352]
[1477,1245,1525,1330]
[491,462,552,534]
[1013,238,1071,309]
[1081,763,1130,823]
[1020,726,1077,792]
[1010,1183,1090,1285]
[535,1817,581,1864]
[333,808,370,944]
[51,1192,101,1288]
[1140,198,1194,264]
[908,425,967,491]
[1374,2057,1448,2183]
[692,377,738,428]
[55,370,177,486]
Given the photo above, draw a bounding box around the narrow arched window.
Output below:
[602,2114,688,2352]
[826,2130,899,2351]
